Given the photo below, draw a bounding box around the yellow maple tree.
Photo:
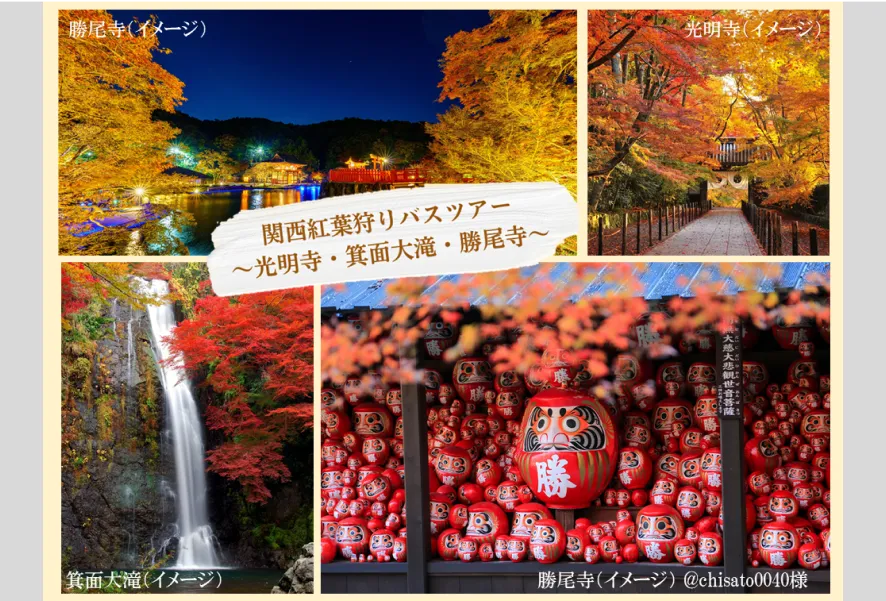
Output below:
[58,10,185,219]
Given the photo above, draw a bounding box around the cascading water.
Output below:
[145,279,221,569]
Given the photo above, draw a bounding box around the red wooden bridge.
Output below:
[328,167,427,187]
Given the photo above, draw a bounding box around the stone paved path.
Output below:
[643,208,763,256]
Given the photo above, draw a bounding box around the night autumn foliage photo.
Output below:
[61,262,314,592]
[58,9,578,256]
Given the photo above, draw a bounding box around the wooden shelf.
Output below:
[322,561,408,574]
[427,559,724,576]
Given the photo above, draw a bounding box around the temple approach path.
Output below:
[644,208,763,256]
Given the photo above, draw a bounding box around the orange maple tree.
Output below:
[322,264,830,393]
[588,9,830,210]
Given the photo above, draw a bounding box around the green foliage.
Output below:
[252,509,312,553]
[594,158,688,212]
[76,313,114,341]
[167,263,211,318]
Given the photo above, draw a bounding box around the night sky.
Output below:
[110,9,491,125]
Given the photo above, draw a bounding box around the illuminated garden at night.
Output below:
[58,9,578,256]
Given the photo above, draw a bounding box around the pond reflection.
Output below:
[160,186,321,255]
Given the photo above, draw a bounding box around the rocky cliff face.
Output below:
[62,300,176,571]
[271,543,314,594]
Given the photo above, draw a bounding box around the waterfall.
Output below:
[145,279,221,569]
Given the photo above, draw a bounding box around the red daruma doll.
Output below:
[617,447,653,490]
[453,357,494,404]
[515,389,618,509]
[393,537,407,562]
[675,539,696,565]
[352,403,394,438]
[566,528,591,561]
[465,502,508,545]
[510,502,552,541]
[457,537,479,562]
[636,505,685,563]
[697,532,723,566]
[335,517,370,560]
[529,519,566,564]
[424,319,456,359]
[369,529,396,562]
[434,446,473,487]
[320,537,338,563]
[437,529,461,561]
[759,521,800,569]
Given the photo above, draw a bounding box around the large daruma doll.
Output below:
[514,389,618,509]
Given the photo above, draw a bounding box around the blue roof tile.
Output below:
[320,262,830,311]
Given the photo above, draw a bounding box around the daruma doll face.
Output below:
[429,493,451,535]
[510,503,551,539]
[700,449,723,490]
[494,536,509,560]
[687,363,716,397]
[434,446,472,487]
[694,395,720,433]
[617,447,652,490]
[678,452,703,488]
[566,528,590,561]
[506,537,527,562]
[799,543,822,570]
[760,522,799,569]
[697,532,723,566]
[322,516,339,540]
[745,436,781,474]
[801,412,830,441]
[453,357,493,404]
[656,361,685,394]
[370,530,395,561]
[424,319,455,349]
[393,537,407,562]
[515,389,617,509]
[676,487,704,521]
[769,491,799,521]
[495,392,523,419]
[656,453,680,480]
[353,403,393,437]
[465,502,508,544]
[437,529,461,561]
[457,537,478,562]
[529,519,566,564]
[675,539,696,565]
[653,400,693,441]
[335,518,369,559]
[650,478,678,506]
[636,505,685,563]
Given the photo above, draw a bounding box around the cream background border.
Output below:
[43,2,842,599]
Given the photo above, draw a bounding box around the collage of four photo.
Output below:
[50,4,837,596]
